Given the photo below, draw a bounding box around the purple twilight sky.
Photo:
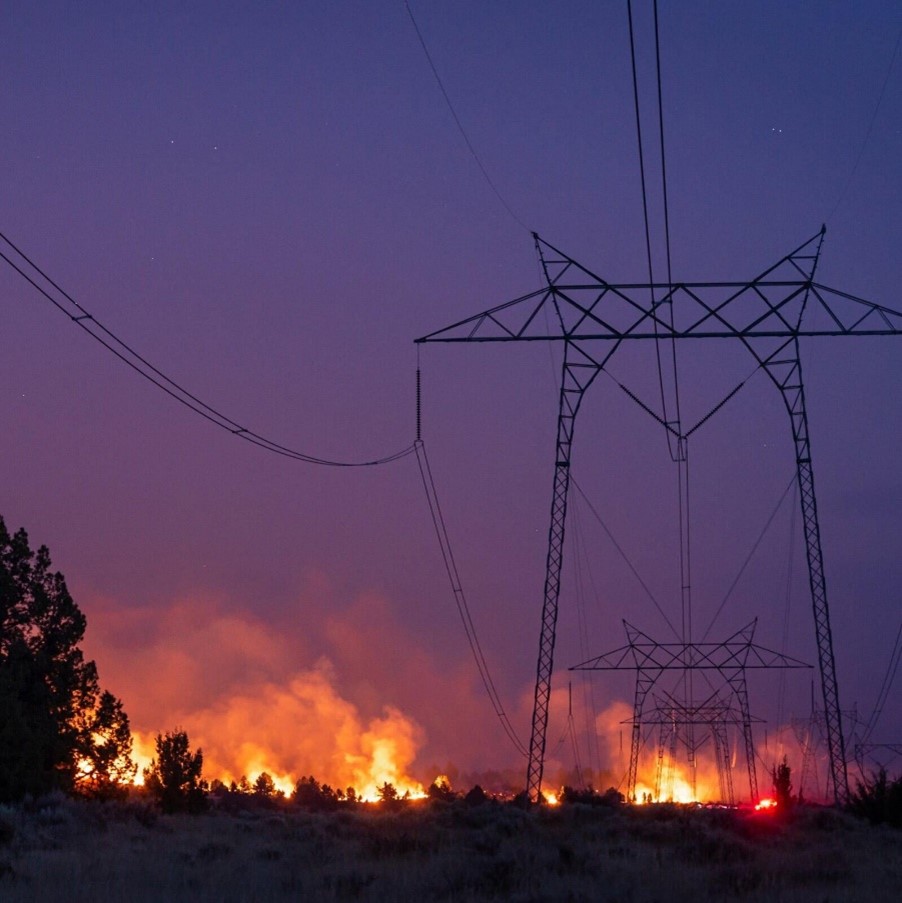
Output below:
[1,1,900,793]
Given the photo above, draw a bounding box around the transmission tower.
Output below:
[855,743,902,775]
[572,619,809,803]
[646,693,751,805]
[417,228,902,804]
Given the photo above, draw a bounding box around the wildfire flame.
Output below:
[124,665,426,800]
[632,766,721,805]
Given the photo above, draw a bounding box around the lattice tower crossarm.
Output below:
[417,229,902,804]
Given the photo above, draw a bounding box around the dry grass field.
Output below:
[1,794,900,902]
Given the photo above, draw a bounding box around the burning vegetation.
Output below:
[1,517,432,807]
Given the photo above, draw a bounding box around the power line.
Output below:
[403,1,532,234]
[627,0,691,665]
[702,472,798,642]
[862,618,902,744]
[414,439,527,757]
[571,475,679,640]
[626,0,671,455]
[2,227,526,750]
[0,229,415,467]
[825,23,902,224]
[652,0,683,444]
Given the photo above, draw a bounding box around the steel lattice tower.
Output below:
[417,229,902,804]
[571,619,810,803]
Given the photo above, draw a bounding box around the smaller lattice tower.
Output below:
[572,619,809,803]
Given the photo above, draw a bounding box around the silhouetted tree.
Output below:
[377,781,399,806]
[253,772,278,798]
[143,730,207,813]
[72,690,136,798]
[293,775,321,808]
[0,516,134,801]
[293,775,340,811]
[772,755,793,810]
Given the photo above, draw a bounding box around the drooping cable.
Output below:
[702,472,798,642]
[570,500,604,777]
[404,1,531,234]
[678,440,692,644]
[652,0,683,448]
[825,23,902,224]
[650,4,694,738]
[861,618,902,744]
[571,475,679,640]
[414,438,527,757]
[567,682,585,789]
[774,478,799,760]
[627,1,691,672]
[626,0,673,460]
[0,230,415,467]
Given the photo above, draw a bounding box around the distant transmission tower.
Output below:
[418,228,902,804]
[572,619,809,803]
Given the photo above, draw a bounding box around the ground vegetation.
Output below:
[0,792,900,901]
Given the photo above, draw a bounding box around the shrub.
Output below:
[427,778,456,802]
[849,768,902,828]
[465,785,488,807]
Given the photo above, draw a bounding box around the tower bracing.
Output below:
[572,619,809,803]
[854,743,902,777]
[645,693,754,805]
[417,229,902,804]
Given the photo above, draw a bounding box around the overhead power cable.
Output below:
[862,618,902,744]
[627,0,693,659]
[651,0,683,451]
[702,471,798,642]
[626,0,671,454]
[414,438,527,757]
[571,475,679,640]
[404,0,531,234]
[825,23,902,223]
[0,229,415,467]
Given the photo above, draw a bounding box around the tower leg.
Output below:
[724,664,759,803]
[626,671,656,801]
[526,341,603,801]
[756,338,849,805]
[654,723,669,801]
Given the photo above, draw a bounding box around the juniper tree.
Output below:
[0,516,134,801]
[143,729,207,813]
